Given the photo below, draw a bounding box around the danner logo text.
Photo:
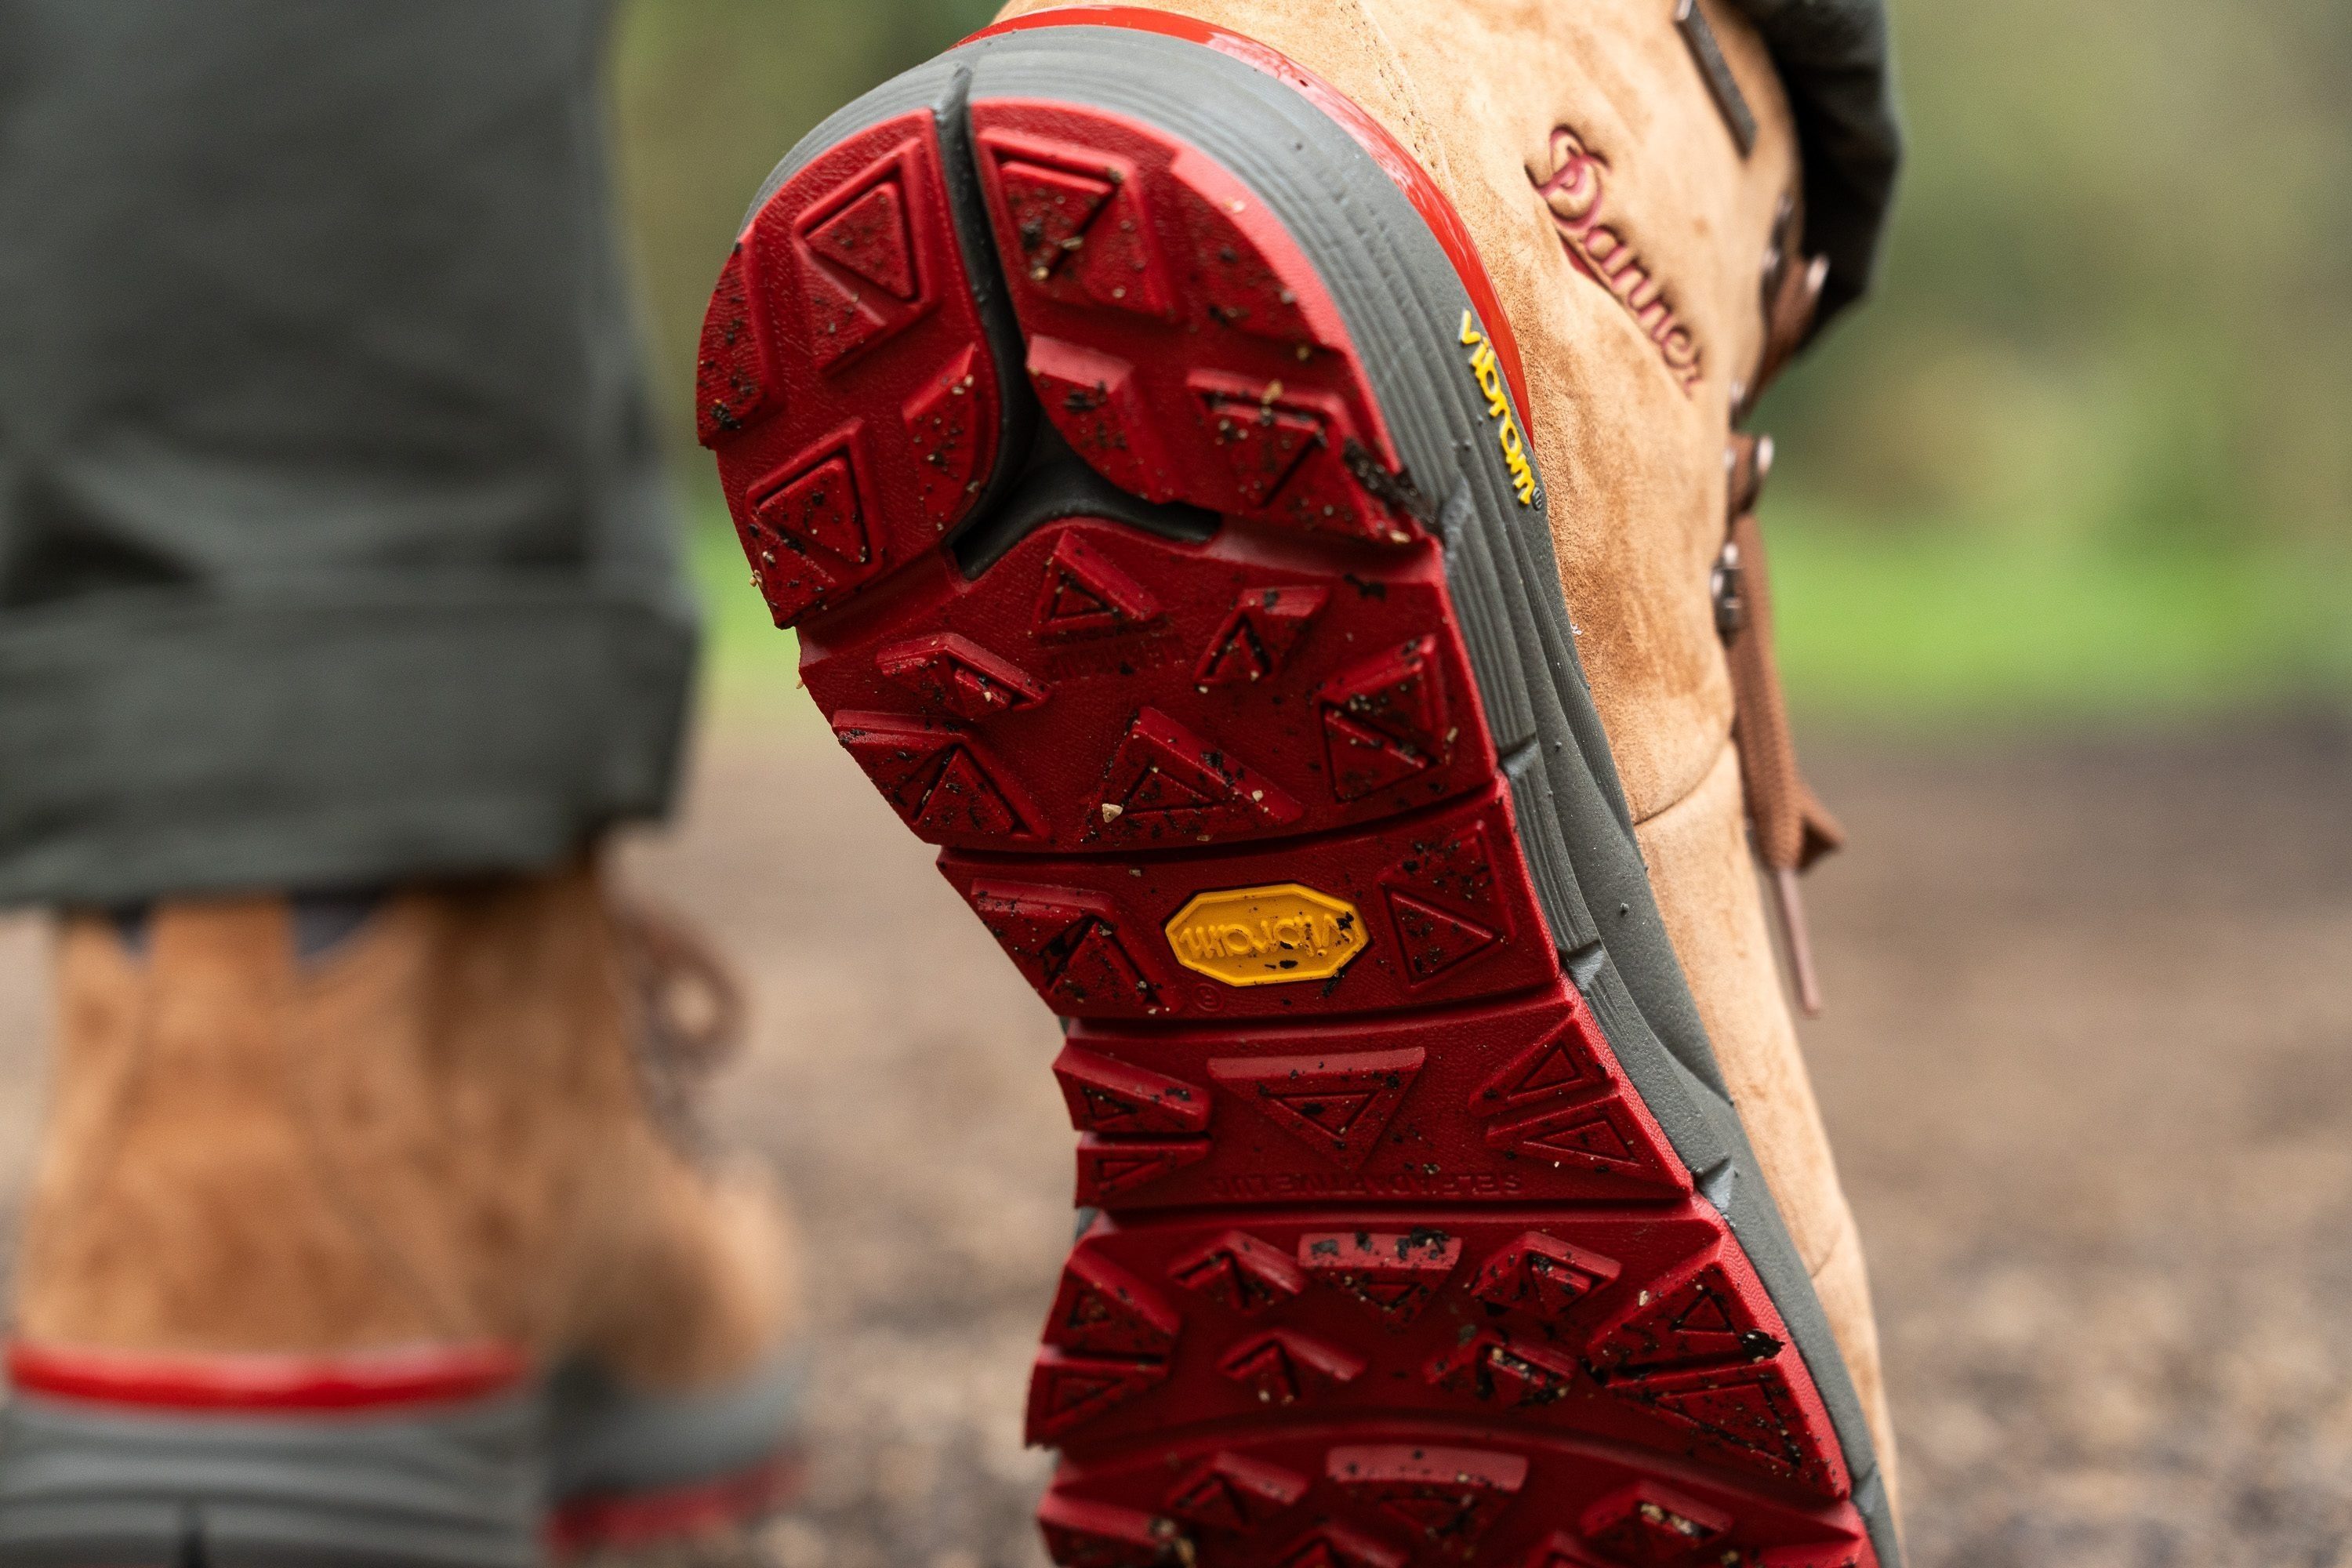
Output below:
[1533,127,1703,393]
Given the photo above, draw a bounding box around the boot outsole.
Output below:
[702,14,1896,1568]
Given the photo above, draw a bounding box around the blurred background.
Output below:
[2,2,2346,1566]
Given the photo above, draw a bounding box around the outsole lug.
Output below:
[704,110,1013,628]
[970,100,1413,543]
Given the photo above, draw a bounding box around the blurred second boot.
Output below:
[0,861,803,1566]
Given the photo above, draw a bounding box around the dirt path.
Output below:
[2,722,2347,1567]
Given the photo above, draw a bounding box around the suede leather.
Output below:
[996,0,1895,1492]
[11,864,794,1396]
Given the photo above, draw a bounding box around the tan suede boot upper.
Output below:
[11,862,794,1396]
[994,0,1895,1496]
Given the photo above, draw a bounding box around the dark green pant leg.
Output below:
[0,1,697,907]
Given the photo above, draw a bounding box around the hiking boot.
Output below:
[695,3,1899,1565]
[0,861,804,1566]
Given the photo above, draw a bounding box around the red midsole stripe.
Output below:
[967,5,1537,432]
[5,1339,531,1413]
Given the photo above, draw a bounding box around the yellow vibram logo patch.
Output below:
[1460,310,1537,508]
[1164,883,1368,988]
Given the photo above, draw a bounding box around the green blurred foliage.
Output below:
[1765,0,2352,550]
[610,0,998,472]
[615,0,2352,724]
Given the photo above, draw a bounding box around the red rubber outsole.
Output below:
[700,20,1876,1568]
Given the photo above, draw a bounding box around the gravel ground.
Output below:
[2,719,2348,1568]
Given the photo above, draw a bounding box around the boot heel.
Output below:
[705,15,1897,1567]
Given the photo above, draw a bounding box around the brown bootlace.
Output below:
[1716,222,1842,1015]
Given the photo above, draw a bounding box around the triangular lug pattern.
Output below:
[750,452,869,569]
[798,258,895,369]
[1075,1134,1210,1203]
[1051,1044,1210,1134]
[1043,1248,1181,1359]
[1579,1483,1735,1567]
[1207,1048,1425,1173]
[1178,187,1323,348]
[876,632,1047,722]
[1323,711,1436,799]
[993,158,1114,283]
[1025,1347,1168,1442]
[1033,533,1161,638]
[1382,821,1505,918]
[1048,921,1157,1013]
[694,248,771,446]
[788,147,930,375]
[986,138,1173,317]
[1472,1014,1609,1115]
[1382,887,1501,983]
[832,714,1029,843]
[1026,337,1175,500]
[1091,708,1302,843]
[1218,1330,1365,1404]
[1200,391,1325,507]
[1188,371,1400,539]
[1162,1453,1309,1534]
[1297,1230,1462,1325]
[1317,637,1452,801]
[834,720,950,818]
[1036,1493,1176,1568]
[1588,1259,1783,1376]
[1196,585,1328,684]
[965,882,1095,983]
[1469,1232,1621,1323]
[1276,1524,1407,1568]
[911,747,1025,838]
[1483,1096,1681,1189]
[1167,1230,1305,1315]
[1606,1364,1842,1495]
[1062,183,1167,315]
[900,347,993,528]
[1424,1329,1581,1410]
[1327,1446,1528,1559]
[804,178,916,300]
[961,880,1157,1011]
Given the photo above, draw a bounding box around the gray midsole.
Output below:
[0,1352,807,1566]
[543,1351,808,1499]
[0,1391,542,1568]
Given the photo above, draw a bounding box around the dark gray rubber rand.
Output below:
[757,24,1896,1565]
[0,1390,541,1568]
[543,1349,807,1501]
